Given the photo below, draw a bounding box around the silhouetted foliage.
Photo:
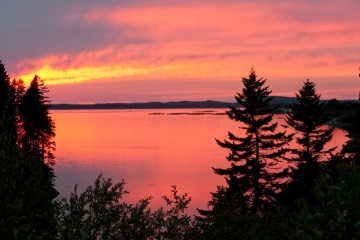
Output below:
[280,164,360,239]
[341,102,360,165]
[203,68,293,215]
[54,175,201,240]
[19,75,56,166]
[0,103,56,238]
[279,79,335,210]
[326,98,345,117]
[0,60,17,147]
[197,186,287,240]
[0,62,57,238]
[11,78,26,144]
[0,140,57,238]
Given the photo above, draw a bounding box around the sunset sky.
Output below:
[1,0,359,103]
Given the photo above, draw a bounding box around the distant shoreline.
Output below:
[51,97,358,110]
[51,100,240,110]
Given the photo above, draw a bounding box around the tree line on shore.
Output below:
[1,60,360,239]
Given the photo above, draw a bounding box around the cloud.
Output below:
[1,0,359,103]
[47,76,359,104]
[19,63,174,86]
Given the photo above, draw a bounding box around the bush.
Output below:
[54,175,200,240]
[198,186,288,240]
[282,165,360,239]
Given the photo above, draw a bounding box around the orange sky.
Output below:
[1,1,359,103]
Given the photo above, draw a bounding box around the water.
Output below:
[52,109,349,214]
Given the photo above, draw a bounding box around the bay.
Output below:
[52,109,349,215]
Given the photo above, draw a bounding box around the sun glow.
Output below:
[19,64,172,86]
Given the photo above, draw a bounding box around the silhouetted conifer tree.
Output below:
[202,68,293,214]
[0,60,11,113]
[279,79,335,207]
[20,75,56,166]
[11,78,26,143]
[342,102,360,164]
[0,60,17,146]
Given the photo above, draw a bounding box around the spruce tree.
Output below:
[280,79,335,206]
[11,78,26,144]
[20,75,56,166]
[0,60,17,146]
[0,60,11,112]
[341,102,360,166]
[207,68,293,213]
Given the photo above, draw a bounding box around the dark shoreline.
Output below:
[51,100,240,110]
[51,98,358,110]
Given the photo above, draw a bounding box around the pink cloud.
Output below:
[1,0,359,102]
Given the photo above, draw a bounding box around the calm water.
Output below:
[52,109,349,214]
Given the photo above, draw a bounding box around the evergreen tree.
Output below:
[205,68,293,214]
[280,79,335,206]
[19,75,56,166]
[340,102,360,166]
[0,135,57,238]
[0,60,10,111]
[0,60,17,146]
[11,78,26,144]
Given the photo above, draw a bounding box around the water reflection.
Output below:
[52,109,349,214]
